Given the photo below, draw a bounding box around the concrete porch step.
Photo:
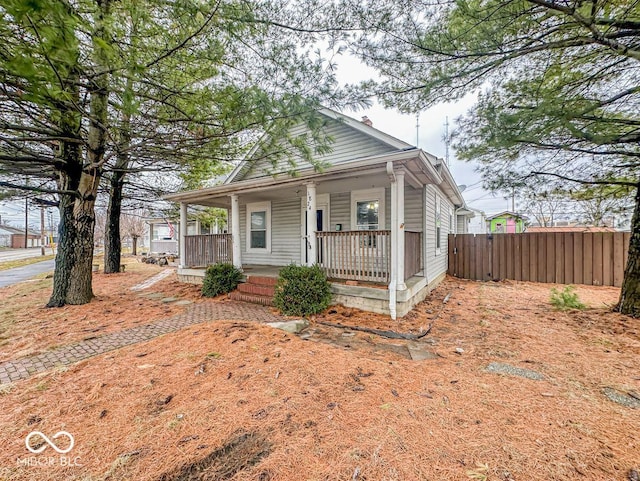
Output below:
[229,291,274,306]
[237,282,275,297]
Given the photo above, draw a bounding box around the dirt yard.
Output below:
[0,266,638,481]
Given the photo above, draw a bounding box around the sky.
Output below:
[332,56,510,217]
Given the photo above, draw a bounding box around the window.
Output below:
[246,202,271,252]
[351,188,385,249]
[351,188,385,230]
[356,200,379,230]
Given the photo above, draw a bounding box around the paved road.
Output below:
[0,248,49,262]
[0,259,55,288]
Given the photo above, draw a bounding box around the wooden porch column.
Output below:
[396,170,406,290]
[230,194,242,270]
[179,202,187,268]
[305,182,317,266]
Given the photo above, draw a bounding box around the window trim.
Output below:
[350,188,386,231]
[246,201,271,253]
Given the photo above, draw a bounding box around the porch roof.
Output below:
[165,149,464,208]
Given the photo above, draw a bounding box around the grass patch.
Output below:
[550,285,586,310]
[0,254,55,271]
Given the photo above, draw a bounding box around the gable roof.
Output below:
[225,107,413,183]
[0,224,40,236]
[486,211,526,221]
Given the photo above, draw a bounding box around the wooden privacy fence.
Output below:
[184,234,232,267]
[448,232,631,287]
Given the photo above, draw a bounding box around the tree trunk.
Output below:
[104,62,132,272]
[47,64,90,307]
[616,185,640,316]
[104,170,125,273]
[132,235,138,256]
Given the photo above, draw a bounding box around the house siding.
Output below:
[424,185,453,282]
[405,186,423,232]
[238,120,399,181]
[456,215,468,234]
[329,192,350,231]
[240,198,301,265]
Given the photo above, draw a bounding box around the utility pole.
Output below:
[415,113,420,148]
[40,205,45,255]
[24,195,28,249]
[444,116,451,167]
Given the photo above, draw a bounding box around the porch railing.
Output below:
[151,239,178,254]
[316,230,391,283]
[184,234,232,267]
[404,231,423,280]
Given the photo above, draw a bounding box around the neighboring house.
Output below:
[455,205,486,234]
[144,218,215,254]
[525,226,617,233]
[165,108,464,318]
[486,211,526,234]
[0,224,43,248]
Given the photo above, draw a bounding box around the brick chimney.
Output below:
[361,116,372,127]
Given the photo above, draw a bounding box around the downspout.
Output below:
[386,161,397,320]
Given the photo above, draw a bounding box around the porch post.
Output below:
[305,182,317,266]
[396,170,407,291]
[389,176,398,320]
[230,194,242,270]
[179,202,187,268]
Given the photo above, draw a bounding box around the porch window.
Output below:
[356,201,379,230]
[246,201,271,252]
[351,188,385,230]
[351,188,385,249]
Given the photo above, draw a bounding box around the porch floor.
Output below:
[240,265,283,279]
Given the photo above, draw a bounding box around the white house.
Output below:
[165,108,465,318]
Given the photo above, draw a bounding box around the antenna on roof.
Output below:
[415,113,420,148]
[444,116,451,167]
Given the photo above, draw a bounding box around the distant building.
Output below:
[0,224,43,248]
[486,211,526,234]
[525,226,617,233]
[456,206,486,234]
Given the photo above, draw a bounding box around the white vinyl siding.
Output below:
[424,185,453,282]
[329,192,350,231]
[456,215,468,234]
[237,120,399,181]
[405,186,423,232]
[240,198,301,265]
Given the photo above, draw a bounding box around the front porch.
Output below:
[180,229,423,284]
[177,262,439,318]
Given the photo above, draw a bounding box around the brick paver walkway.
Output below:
[0,301,282,384]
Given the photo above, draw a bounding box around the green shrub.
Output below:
[550,285,586,310]
[201,263,242,298]
[273,264,332,316]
